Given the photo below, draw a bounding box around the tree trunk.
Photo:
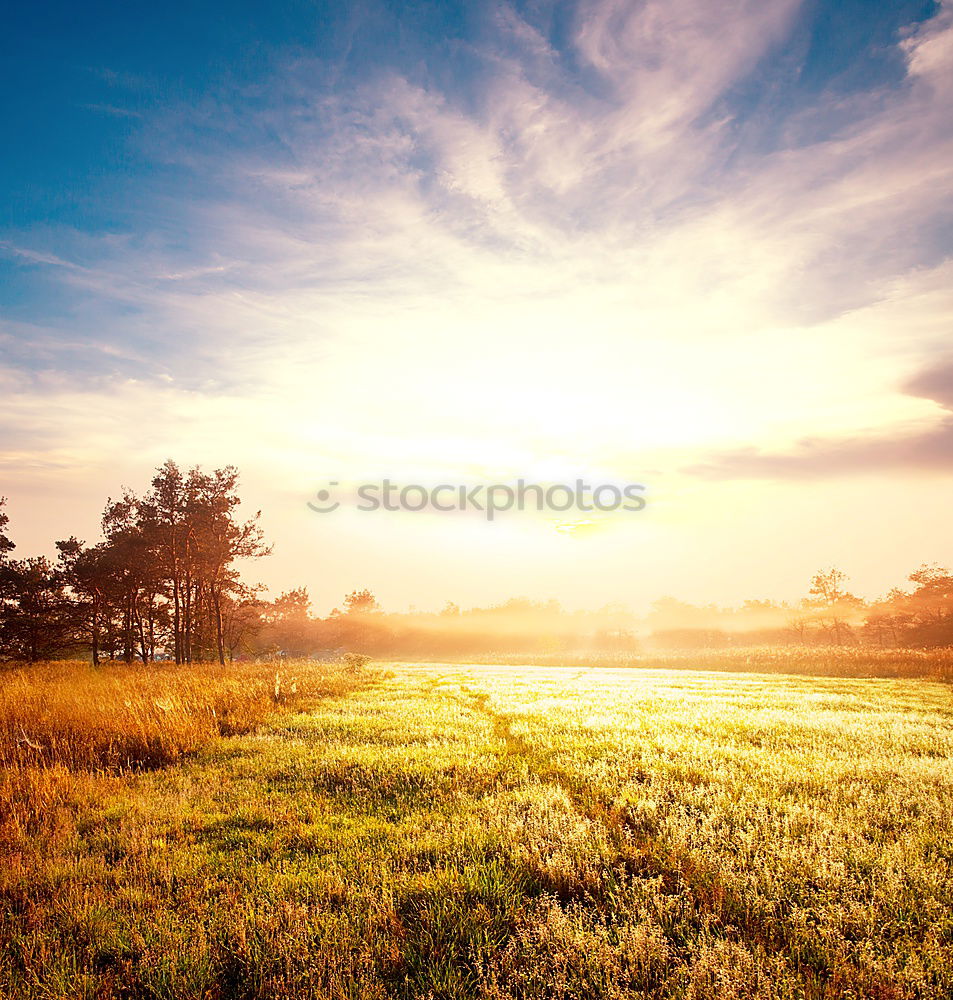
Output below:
[214,588,226,666]
[91,596,100,666]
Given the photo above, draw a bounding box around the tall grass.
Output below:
[0,659,362,772]
[0,658,368,904]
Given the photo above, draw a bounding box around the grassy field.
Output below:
[2,659,953,998]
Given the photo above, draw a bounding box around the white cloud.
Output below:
[4,0,953,606]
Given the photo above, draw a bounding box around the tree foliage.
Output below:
[1,462,269,663]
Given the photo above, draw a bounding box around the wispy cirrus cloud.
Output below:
[3,1,952,440]
[3,0,953,607]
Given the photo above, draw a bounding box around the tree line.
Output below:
[258,568,953,657]
[0,461,268,663]
[642,566,953,649]
[2,462,952,662]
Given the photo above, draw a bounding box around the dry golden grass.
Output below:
[2,657,952,998]
[0,658,359,773]
[0,659,367,873]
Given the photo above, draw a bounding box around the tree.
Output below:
[0,556,76,662]
[101,493,166,663]
[260,588,312,657]
[330,589,383,654]
[0,500,17,658]
[806,568,862,645]
[0,497,13,560]
[865,565,953,647]
[56,537,107,665]
[906,565,953,638]
[138,460,189,663]
[138,462,270,664]
[271,588,311,620]
[343,589,380,615]
[0,505,75,662]
[190,466,270,664]
[220,588,266,660]
[786,613,812,645]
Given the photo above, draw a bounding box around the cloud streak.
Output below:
[689,356,953,479]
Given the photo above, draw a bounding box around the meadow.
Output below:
[1,656,952,998]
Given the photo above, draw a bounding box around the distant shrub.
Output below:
[342,652,373,672]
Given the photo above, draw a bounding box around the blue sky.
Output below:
[2,1,940,273]
[2,0,953,611]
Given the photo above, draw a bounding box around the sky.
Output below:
[2,0,952,615]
